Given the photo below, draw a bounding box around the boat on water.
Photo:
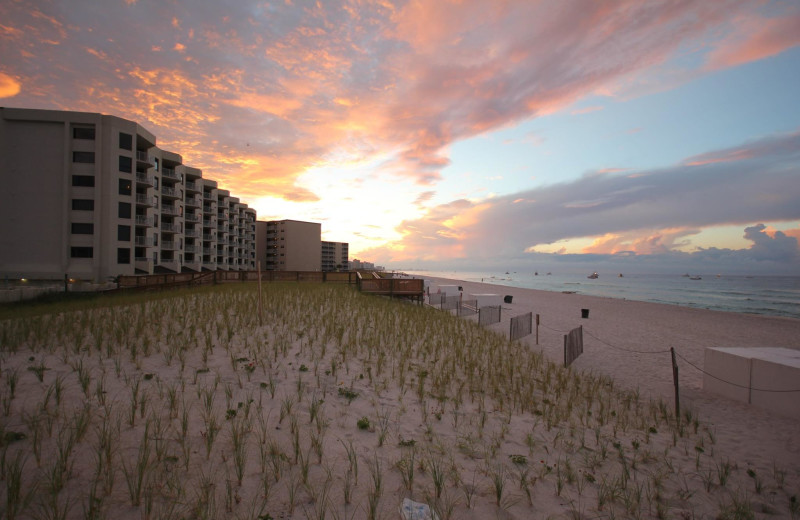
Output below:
[618,273,624,278]
[587,272,599,279]
[689,276,702,280]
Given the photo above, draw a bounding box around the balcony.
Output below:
[202,234,215,241]
[203,219,215,228]
[185,213,201,223]
[136,151,155,167]
[186,195,201,207]
[161,167,181,181]
[136,173,155,186]
[161,241,176,251]
[135,194,153,207]
[203,192,214,200]
[203,247,213,255]
[203,204,215,214]
[185,228,201,238]
[164,223,182,234]
[161,205,180,217]
[184,244,199,254]
[185,180,200,193]
[217,212,228,221]
[161,186,181,199]
[134,236,154,247]
[135,215,153,227]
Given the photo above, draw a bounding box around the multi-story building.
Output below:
[0,107,256,282]
[321,241,349,272]
[256,219,321,271]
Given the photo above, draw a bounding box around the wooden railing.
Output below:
[116,270,358,291]
[356,272,424,300]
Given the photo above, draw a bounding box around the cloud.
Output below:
[0,72,20,98]
[741,224,798,262]
[364,130,800,267]
[0,0,796,237]
[706,12,800,69]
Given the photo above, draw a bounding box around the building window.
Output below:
[117,248,131,264]
[118,178,132,196]
[71,223,94,234]
[72,151,95,163]
[118,202,131,219]
[70,246,93,258]
[119,132,132,151]
[71,175,95,187]
[72,199,94,211]
[118,225,131,241]
[72,127,95,140]
[119,155,132,173]
[154,157,159,172]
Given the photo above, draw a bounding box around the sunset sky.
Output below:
[2,0,799,274]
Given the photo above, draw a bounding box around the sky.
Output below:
[1,0,799,274]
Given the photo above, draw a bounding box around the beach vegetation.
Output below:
[0,282,794,519]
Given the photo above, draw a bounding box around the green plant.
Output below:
[357,416,371,430]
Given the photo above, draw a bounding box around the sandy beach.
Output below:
[424,275,800,468]
[1,281,799,519]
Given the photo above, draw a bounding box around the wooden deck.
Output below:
[356,272,425,302]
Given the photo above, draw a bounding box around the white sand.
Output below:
[426,275,800,468]
[2,281,799,519]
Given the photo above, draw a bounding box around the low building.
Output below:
[0,107,256,282]
[321,241,349,272]
[256,219,321,271]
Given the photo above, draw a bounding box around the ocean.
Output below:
[405,270,800,319]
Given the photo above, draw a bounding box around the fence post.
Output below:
[536,314,539,345]
[671,347,680,427]
[257,262,263,327]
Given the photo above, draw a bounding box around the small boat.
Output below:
[689,276,702,280]
[587,272,598,279]
[682,273,690,277]
[534,272,538,276]
[618,273,624,278]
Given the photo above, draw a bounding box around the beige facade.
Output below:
[256,219,321,271]
[321,241,349,271]
[0,107,256,282]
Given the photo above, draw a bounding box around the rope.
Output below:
[583,328,672,355]
[673,351,800,393]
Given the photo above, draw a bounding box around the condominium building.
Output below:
[321,241,349,272]
[0,107,256,282]
[256,219,321,271]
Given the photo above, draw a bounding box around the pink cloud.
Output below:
[706,13,800,70]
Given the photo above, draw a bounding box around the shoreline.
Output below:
[422,274,800,466]
[404,270,800,319]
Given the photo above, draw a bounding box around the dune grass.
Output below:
[0,282,796,519]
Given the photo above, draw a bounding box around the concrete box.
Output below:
[435,285,460,297]
[703,347,800,419]
[470,293,502,307]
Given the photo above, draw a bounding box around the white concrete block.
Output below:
[703,347,800,419]
[470,293,501,307]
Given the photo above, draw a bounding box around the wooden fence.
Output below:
[116,270,357,291]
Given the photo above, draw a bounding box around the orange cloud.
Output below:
[582,228,700,255]
[0,72,21,98]
[707,13,800,70]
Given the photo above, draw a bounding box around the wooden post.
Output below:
[671,347,680,426]
[257,261,263,327]
[535,314,540,345]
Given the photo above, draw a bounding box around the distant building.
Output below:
[256,219,321,271]
[321,241,349,272]
[0,107,256,282]
[350,258,383,271]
